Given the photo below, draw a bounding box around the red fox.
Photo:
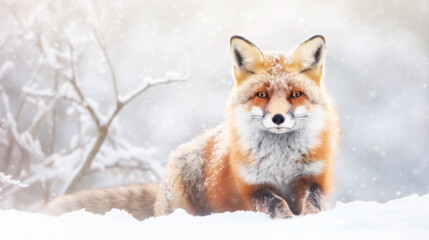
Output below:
[42,35,339,220]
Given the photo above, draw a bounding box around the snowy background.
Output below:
[0,0,429,212]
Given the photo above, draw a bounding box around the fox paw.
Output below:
[300,205,321,215]
[269,199,294,219]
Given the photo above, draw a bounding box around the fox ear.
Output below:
[230,36,264,85]
[291,35,326,81]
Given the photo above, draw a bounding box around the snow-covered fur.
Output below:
[155,35,339,218]
[41,184,158,220]
[42,35,339,220]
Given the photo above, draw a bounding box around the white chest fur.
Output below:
[234,106,326,196]
[238,130,325,196]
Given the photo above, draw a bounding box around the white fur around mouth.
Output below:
[267,127,291,134]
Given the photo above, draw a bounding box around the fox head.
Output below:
[229,35,328,135]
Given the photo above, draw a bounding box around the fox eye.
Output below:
[256,91,268,98]
[291,91,302,98]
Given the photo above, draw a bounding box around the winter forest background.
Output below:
[0,0,428,211]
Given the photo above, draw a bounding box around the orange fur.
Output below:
[42,35,339,220]
[156,35,339,218]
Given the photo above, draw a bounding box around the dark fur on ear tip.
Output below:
[304,35,326,45]
[230,35,253,45]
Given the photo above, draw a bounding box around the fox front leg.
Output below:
[252,189,294,219]
[301,183,326,215]
[292,180,327,215]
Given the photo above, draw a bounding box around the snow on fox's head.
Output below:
[229,35,327,134]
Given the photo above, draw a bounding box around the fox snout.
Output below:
[254,96,294,133]
[267,95,289,117]
[271,114,285,125]
[262,111,296,133]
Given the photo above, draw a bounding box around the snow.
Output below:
[117,71,187,104]
[0,61,15,79]
[1,194,428,240]
[0,172,28,188]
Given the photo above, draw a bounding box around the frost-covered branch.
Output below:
[0,61,15,80]
[119,71,188,105]
[28,98,59,137]
[0,172,28,188]
[64,36,101,128]
[60,72,187,195]
[59,31,187,194]
[93,28,119,102]
[0,1,185,210]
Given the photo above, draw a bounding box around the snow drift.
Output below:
[1,194,428,240]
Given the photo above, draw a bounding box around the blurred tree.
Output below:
[0,0,185,210]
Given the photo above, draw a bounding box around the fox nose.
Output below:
[272,114,285,125]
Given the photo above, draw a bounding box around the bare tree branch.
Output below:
[0,172,28,188]
[64,36,101,128]
[59,72,187,195]
[15,60,44,120]
[59,124,108,195]
[48,71,59,155]
[119,72,188,106]
[0,87,43,177]
[93,28,119,102]
[1,1,187,208]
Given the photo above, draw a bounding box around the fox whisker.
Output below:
[294,114,308,118]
